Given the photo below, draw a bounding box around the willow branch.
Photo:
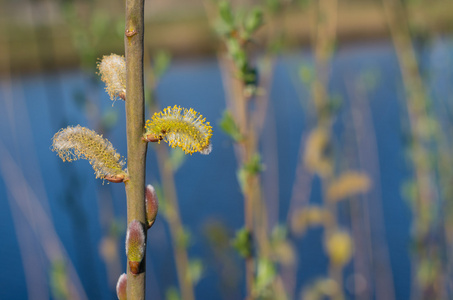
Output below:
[124,0,147,299]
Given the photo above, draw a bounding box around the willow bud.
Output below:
[116,273,127,300]
[145,185,159,228]
[125,220,146,274]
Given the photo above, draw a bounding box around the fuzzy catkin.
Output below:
[52,125,125,179]
[97,54,126,101]
[144,105,213,155]
[125,220,146,263]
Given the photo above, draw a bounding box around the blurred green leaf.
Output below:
[219,110,243,142]
[218,1,235,28]
[299,65,314,84]
[268,34,285,54]
[50,260,69,300]
[90,11,110,40]
[154,50,172,80]
[298,0,313,9]
[243,67,258,87]
[254,258,276,297]
[188,259,204,284]
[101,109,119,130]
[238,154,264,192]
[203,220,230,249]
[271,224,288,243]
[266,0,281,13]
[244,8,263,36]
[226,38,247,71]
[168,148,186,171]
[154,183,167,215]
[109,218,126,237]
[115,19,126,38]
[244,153,265,174]
[358,68,381,92]
[232,228,253,258]
[165,286,181,300]
[176,228,191,250]
[237,167,247,193]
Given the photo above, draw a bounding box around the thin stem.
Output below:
[310,1,346,299]
[234,74,255,300]
[124,0,147,299]
[345,77,396,300]
[382,0,444,299]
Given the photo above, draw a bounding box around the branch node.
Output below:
[125,29,138,37]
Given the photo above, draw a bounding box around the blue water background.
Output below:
[1,37,452,299]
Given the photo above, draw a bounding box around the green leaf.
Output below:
[232,228,253,258]
[299,65,314,84]
[244,153,265,174]
[226,38,247,71]
[165,287,181,300]
[176,228,191,250]
[188,259,204,284]
[218,1,235,27]
[270,224,288,243]
[237,167,247,193]
[219,110,243,142]
[154,183,167,215]
[101,109,119,130]
[238,154,264,192]
[254,258,276,296]
[168,147,186,171]
[244,8,263,35]
[153,50,172,79]
[50,260,69,300]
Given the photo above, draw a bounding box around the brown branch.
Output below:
[124,0,148,299]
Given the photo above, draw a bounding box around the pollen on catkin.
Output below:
[144,105,213,155]
[97,54,126,101]
[51,125,126,180]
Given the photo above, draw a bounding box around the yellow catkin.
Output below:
[325,230,353,267]
[304,127,332,177]
[326,171,371,202]
[52,125,126,179]
[97,54,126,101]
[144,105,213,155]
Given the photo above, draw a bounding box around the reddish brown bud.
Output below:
[105,174,126,183]
[142,134,162,143]
[125,29,137,37]
[116,273,127,300]
[145,185,159,228]
[118,91,126,101]
[129,261,140,275]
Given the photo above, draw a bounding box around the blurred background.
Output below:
[1,0,453,299]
